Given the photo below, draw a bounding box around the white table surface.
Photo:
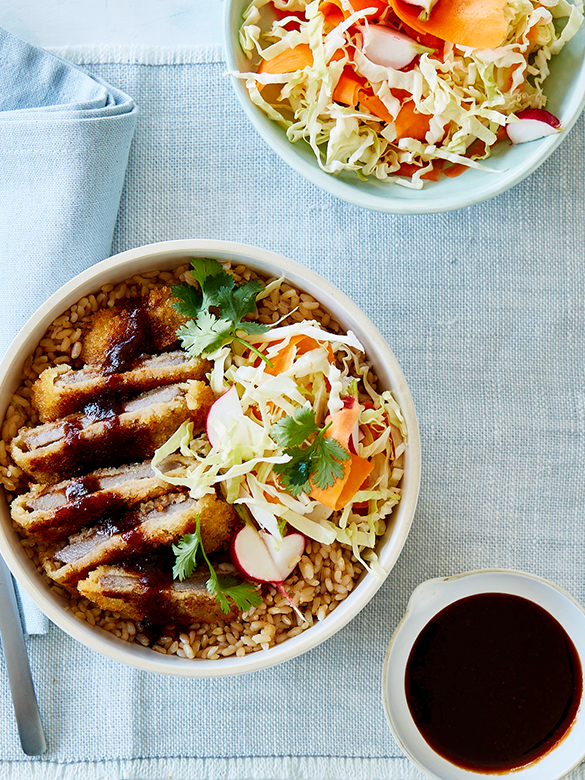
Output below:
[2,0,225,48]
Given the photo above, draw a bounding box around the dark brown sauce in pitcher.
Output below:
[405,593,582,773]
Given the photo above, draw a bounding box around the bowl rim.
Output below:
[223,0,585,215]
[0,238,421,677]
[382,568,585,780]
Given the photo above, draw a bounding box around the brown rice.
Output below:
[0,262,372,658]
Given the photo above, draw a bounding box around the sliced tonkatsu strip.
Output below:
[43,492,237,589]
[10,380,214,484]
[82,287,187,368]
[10,456,190,544]
[77,563,238,623]
[32,351,209,422]
[145,287,190,352]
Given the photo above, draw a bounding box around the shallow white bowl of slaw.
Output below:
[224,0,585,214]
[0,239,421,676]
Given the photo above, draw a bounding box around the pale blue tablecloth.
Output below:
[0,28,137,641]
[1,31,585,780]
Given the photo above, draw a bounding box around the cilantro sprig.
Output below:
[172,516,262,614]
[172,258,271,364]
[172,531,200,581]
[271,407,350,496]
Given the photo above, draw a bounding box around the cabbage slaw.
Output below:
[235,0,583,187]
[152,315,406,578]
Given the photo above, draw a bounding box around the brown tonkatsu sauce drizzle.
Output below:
[57,303,161,472]
[405,593,582,773]
[51,475,124,531]
[82,374,127,421]
[48,297,183,476]
[104,302,154,375]
[53,505,143,558]
[54,506,150,575]
[124,550,176,627]
[62,417,152,477]
[64,474,102,502]
[93,506,142,540]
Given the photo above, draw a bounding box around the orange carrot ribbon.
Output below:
[310,400,373,511]
[258,43,314,75]
[390,0,508,49]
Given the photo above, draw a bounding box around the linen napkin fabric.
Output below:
[0,27,137,633]
[1,38,585,780]
[0,27,137,354]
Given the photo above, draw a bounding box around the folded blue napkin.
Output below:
[0,27,137,635]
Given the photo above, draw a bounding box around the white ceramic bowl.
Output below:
[224,1,585,214]
[383,569,585,780]
[0,239,420,676]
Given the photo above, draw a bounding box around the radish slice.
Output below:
[356,24,433,70]
[232,524,282,583]
[506,108,561,144]
[260,530,305,581]
[516,108,561,126]
[206,385,243,449]
[231,524,306,620]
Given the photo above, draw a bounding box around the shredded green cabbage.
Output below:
[152,318,406,579]
[233,0,583,186]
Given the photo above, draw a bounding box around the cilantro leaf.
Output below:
[172,257,270,359]
[237,320,271,336]
[176,516,262,614]
[176,311,234,358]
[273,448,313,495]
[171,283,203,319]
[311,436,349,489]
[206,574,231,614]
[189,257,231,290]
[207,573,263,614]
[200,272,234,312]
[172,532,200,581]
[171,258,233,318]
[271,409,350,497]
[271,407,318,448]
[215,279,264,324]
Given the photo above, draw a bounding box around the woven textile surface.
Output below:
[0,42,584,780]
[0,27,137,638]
